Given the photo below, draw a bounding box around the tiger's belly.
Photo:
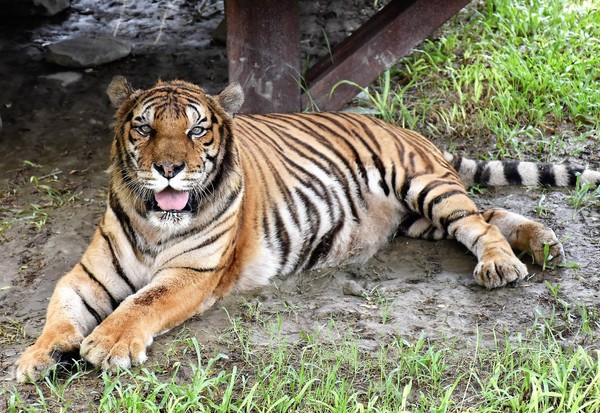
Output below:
[235,170,405,291]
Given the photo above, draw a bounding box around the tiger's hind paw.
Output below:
[525,225,565,267]
[474,250,528,289]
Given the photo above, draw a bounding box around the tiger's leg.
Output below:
[402,175,527,288]
[79,267,222,371]
[15,231,128,382]
[397,213,447,240]
[482,208,565,266]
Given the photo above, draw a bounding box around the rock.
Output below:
[45,36,132,68]
[341,279,365,297]
[0,0,70,16]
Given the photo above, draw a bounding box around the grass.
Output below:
[566,174,600,215]
[3,312,600,412]
[364,0,600,162]
[0,162,79,237]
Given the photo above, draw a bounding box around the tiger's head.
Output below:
[106,76,244,228]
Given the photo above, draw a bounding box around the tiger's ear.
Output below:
[215,82,244,116]
[107,76,134,108]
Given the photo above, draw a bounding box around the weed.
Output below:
[534,193,549,217]
[567,174,600,215]
[0,165,80,236]
[0,317,26,345]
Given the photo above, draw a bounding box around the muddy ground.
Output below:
[1,0,599,398]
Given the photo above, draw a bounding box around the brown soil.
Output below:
[1,0,599,400]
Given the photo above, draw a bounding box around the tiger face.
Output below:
[108,77,243,228]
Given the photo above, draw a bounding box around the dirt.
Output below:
[1,0,599,397]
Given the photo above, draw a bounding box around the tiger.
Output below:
[14,76,600,382]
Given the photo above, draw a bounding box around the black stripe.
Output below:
[305,219,344,270]
[396,213,421,235]
[473,161,485,184]
[422,225,438,240]
[99,228,136,292]
[120,111,134,137]
[450,154,462,172]
[408,152,416,172]
[157,266,218,276]
[469,226,491,249]
[273,208,291,270]
[79,263,120,310]
[391,165,398,198]
[76,290,102,325]
[292,189,323,272]
[183,266,217,274]
[567,166,585,186]
[398,175,412,210]
[426,189,465,222]
[162,226,234,265]
[371,155,390,196]
[503,161,522,185]
[440,210,478,233]
[416,180,449,217]
[538,164,556,186]
[108,191,137,249]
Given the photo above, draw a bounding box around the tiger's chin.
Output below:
[147,210,194,230]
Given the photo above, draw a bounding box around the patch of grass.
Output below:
[0,317,26,346]
[0,165,80,236]
[363,0,600,161]
[4,311,600,412]
[566,174,600,215]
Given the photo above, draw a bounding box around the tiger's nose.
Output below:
[154,161,185,179]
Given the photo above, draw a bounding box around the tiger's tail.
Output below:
[444,152,600,188]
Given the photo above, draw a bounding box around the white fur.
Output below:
[517,162,540,186]
[457,158,478,186]
[487,161,509,186]
[581,169,600,185]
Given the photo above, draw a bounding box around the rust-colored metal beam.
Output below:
[225,0,301,114]
[302,0,471,112]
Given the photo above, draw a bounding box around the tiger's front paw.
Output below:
[15,347,58,383]
[80,321,152,371]
[15,329,83,383]
[474,250,528,289]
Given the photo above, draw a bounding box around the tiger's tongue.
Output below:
[154,188,190,211]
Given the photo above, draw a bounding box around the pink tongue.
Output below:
[154,188,190,211]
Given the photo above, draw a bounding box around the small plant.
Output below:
[534,193,549,217]
[567,173,600,215]
[332,70,407,123]
[363,286,396,325]
[467,184,487,196]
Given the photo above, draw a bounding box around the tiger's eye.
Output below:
[189,126,207,138]
[135,125,152,136]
